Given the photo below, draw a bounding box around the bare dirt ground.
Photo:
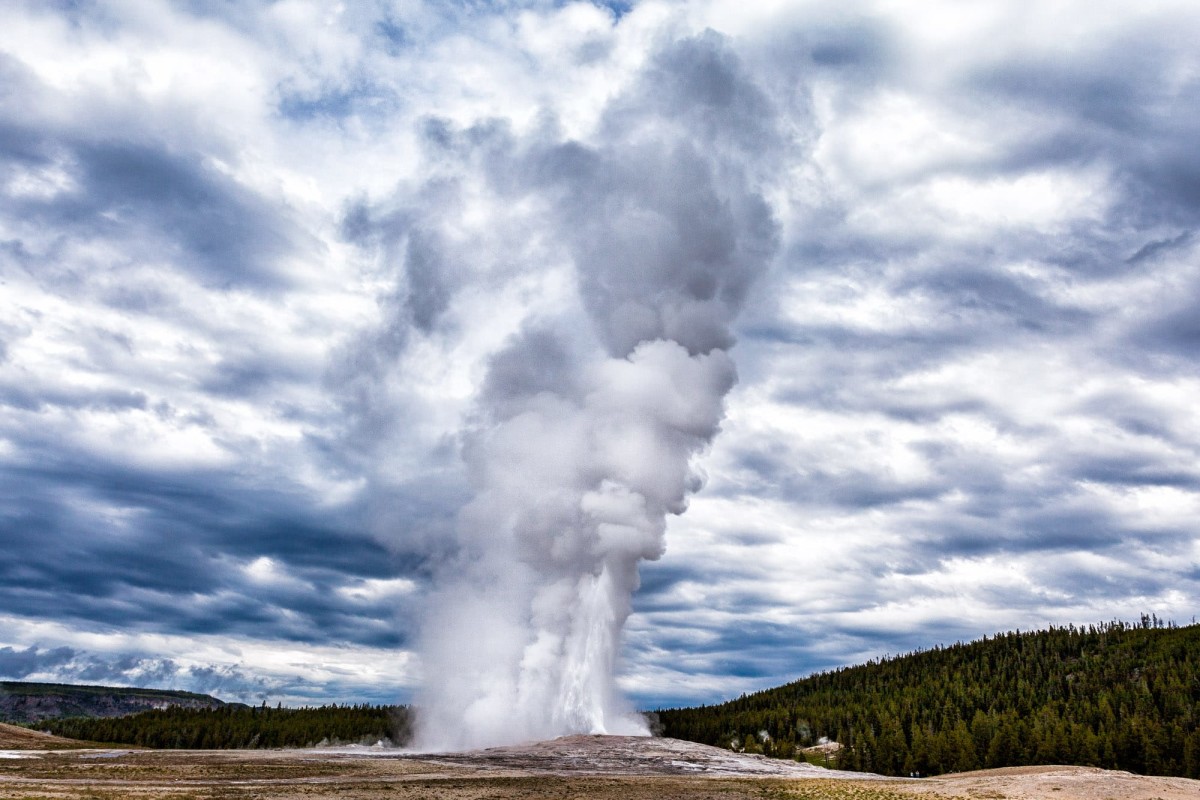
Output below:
[0,732,1196,800]
[906,764,1200,800]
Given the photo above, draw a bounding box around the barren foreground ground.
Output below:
[2,726,1197,800]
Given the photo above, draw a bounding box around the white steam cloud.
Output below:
[414,32,781,750]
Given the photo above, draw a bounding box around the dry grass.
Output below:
[0,775,955,800]
[0,750,952,800]
[1,741,1197,800]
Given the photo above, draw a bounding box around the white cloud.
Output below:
[1,0,1199,713]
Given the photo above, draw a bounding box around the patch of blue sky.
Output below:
[277,83,399,123]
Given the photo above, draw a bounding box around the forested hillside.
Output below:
[42,703,410,749]
[657,617,1200,778]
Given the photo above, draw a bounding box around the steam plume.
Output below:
[414,33,780,750]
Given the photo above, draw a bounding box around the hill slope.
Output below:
[0,681,225,724]
[0,720,89,749]
[657,618,1200,779]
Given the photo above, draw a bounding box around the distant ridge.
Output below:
[658,618,1200,779]
[0,681,225,724]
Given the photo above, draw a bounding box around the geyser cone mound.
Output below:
[421,734,877,778]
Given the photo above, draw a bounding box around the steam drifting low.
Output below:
[414,33,781,750]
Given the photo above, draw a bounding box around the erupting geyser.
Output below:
[414,33,781,750]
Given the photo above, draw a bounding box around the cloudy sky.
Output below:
[2,0,1199,710]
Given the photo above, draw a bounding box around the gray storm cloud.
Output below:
[413,32,781,749]
[5,0,1200,722]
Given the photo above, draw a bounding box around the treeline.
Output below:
[42,703,411,749]
[657,617,1200,778]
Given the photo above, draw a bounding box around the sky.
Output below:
[1,0,1199,711]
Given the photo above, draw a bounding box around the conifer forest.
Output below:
[657,618,1200,778]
